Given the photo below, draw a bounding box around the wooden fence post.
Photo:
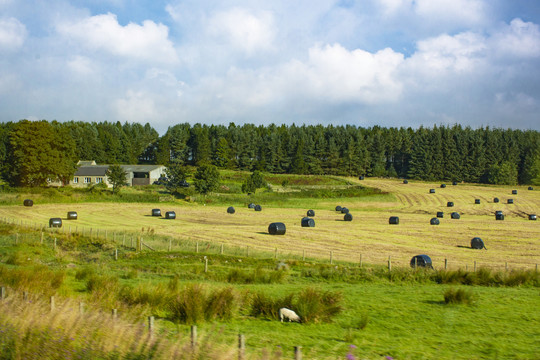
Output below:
[196,242,199,253]
[220,243,224,255]
[0,286,5,300]
[204,257,208,273]
[388,256,392,272]
[54,238,57,249]
[50,296,55,311]
[238,334,245,360]
[294,346,302,360]
[40,231,44,244]
[23,291,28,301]
[445,258,448,270]
[112,309,118,319]
[168,239,172,252]
[191,325,197,348]
[114,249,118,261]
[148,316,154,333]
[274,247,278,259]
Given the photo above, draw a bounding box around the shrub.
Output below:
[75,266,96,280]
[0,265,64,294]
[295,288,343,323]
[249,292,294,320]
[86,274,119,306]
[443,288,475,305]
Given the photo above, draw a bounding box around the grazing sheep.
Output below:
[279,308,301,323]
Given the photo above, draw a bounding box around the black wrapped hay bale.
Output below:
[49,218,62,228]
[512,190,517,195]
[529,214,537,221]
[507,199,514,204]
[452,181,458,186]
[335,205,342,212]
[344,213,353,221]
[227,206,235,214]
[254,205,262,212]
[341,207,349,214]
[430,218,440,225]
[301,217,315,227]
[389,216,399,225]
[151,209,161,217]
[437,211,444,218]
[248,203,255,209]
[528,186,533,191]
[403,179,408,184]
[471,237,486,250]
[474,199,481,204]
[165,211,176,219]
[447,202,454,207]
[429,189,435,194]
[410,255,432,268]
[451,212,460,219]
[67,211,78,220]
[495,211,504,220]
[359,175,364,180]
[307,209,315,217]
[23,199,33,207]
[268,222,286,235]
[493,197,500,203]
[440,184,446,188]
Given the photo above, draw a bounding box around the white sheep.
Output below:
[279,308,301,323]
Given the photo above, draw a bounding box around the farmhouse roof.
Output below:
[74,164,165,176]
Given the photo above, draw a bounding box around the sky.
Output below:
[1,0,540,134]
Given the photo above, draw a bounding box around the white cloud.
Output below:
[491,19,540,58]
[207,8,275,55]
[414,0,486,26]
[0,17,26,50]
[67,56,95,75]
[113,90,157,122]
[57,13,178,64]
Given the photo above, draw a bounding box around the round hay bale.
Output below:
[436,211,444,218]
[447,202,454,207]
[528,186,533,191]
[440,184,446,188]
[474,199,481,204]
[389,216,399,225]
[254,205,262,212]
[341,207,349,214]
[151,208,161,217]
[268,222,286,235]
[511,190,517,195]
[507,199,514,204]
[67,211,78,220]
[450,212,460,219]
[429,189,435,194]
[165,211,176,219]
[335,205,342,212]
[359,175,364,180]
[452,181,458,186]
[410,255,432,268]
[528,214,536,221]
[227,206,235,214]
[493,197,500,203]
[430,217,440,225]
[248,203,255,209]
[307,209,315,217]
[23,199,33,207]
[471,237,486,250]
[344,213,353,221]
[49,218,62,228]
[301,217,315,227]
[403,179,408,184]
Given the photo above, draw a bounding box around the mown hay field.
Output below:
[0,178,538,270]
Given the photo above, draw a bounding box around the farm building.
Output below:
[52,161,167,188]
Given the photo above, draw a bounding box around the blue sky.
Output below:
[1,0,540,133]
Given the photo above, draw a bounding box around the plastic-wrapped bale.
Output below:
[389,216,399,225]
[495,211,504,220]
[344,213,353,221]
[451,212,460,219]
[429,189,436,194]
[307,209,315,217]
[512,190,517,195]
[493,197,500,203]
[165,211,176,219]
[23,199,33,207]
[440,184,446,188]
[410,255,433,268]
[151,209,161,217]
[335,205,342,212]
[359,175,364,180]
[474,199,481,204]
[471,237,486,250]
[341,207,349,214]
[268,222,286,235]
[452,181,458,186]
[430,218,440,225]
[528,186,534,191]
[403,179,408,184]
[529,214,537,221]
[301,217,315,227]
[254,205,262,212]
[447,202,454,207]
[436,211,444,218]
[49,218,62,228]
[507,199,514,204]
[227,206,235,214]
[248,203,255,209]
[67,211,78,220]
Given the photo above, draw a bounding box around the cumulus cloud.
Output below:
[113,90,157,122]
[56,13,178,63]
[414,0,486,26]
[0,17,26,50]
[491,19,540,59]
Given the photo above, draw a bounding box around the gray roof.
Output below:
[74,164,166,177]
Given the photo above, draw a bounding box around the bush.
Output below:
[86,274,119,306]
[295,288,343,323]
[0,265,64,294]
[443,288,475,305]
[249,292,294,320]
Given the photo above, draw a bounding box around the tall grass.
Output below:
[0,264,64,295]
[443,288,476,305]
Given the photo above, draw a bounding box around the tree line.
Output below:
[1,120,539,187]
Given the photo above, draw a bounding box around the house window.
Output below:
[84,177,91,184]
[96,177,103,183]
[73,177,79,184]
